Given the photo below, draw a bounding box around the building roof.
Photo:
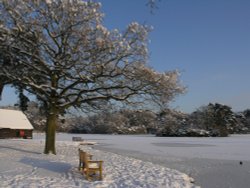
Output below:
[0,109,33,130]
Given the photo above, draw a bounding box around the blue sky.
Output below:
[1,0,250,113]
[99,0,250,112]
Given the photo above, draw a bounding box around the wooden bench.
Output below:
[79,149,93,170]
[78,149,103,181]
[73,137,84,142]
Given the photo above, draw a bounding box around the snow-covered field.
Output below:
[1,133,250,188]
[0,134,198,188]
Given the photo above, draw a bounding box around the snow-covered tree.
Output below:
[191,103,237,136]
[243,109,250,130]
[0,0,184,154]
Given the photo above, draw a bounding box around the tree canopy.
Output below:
[0,0,184,154]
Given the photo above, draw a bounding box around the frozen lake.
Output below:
[34,133,250,188]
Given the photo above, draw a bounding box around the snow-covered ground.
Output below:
[1,133,250,188]
[0,134,198,188]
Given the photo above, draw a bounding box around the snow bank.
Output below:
[0,138,198,188]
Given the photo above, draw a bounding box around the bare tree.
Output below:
[0,0,184,154]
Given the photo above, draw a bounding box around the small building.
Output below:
[0,109,33,139]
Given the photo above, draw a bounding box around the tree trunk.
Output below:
[0,84,4,100]
[44,107,58,154]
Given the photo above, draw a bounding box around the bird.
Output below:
[239,161,243,165]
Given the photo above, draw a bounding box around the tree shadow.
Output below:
[20,157,72,173]
[0,145,42,154]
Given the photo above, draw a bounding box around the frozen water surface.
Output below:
[38,133,250,188]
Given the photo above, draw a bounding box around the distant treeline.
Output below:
[2,102,250,137]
